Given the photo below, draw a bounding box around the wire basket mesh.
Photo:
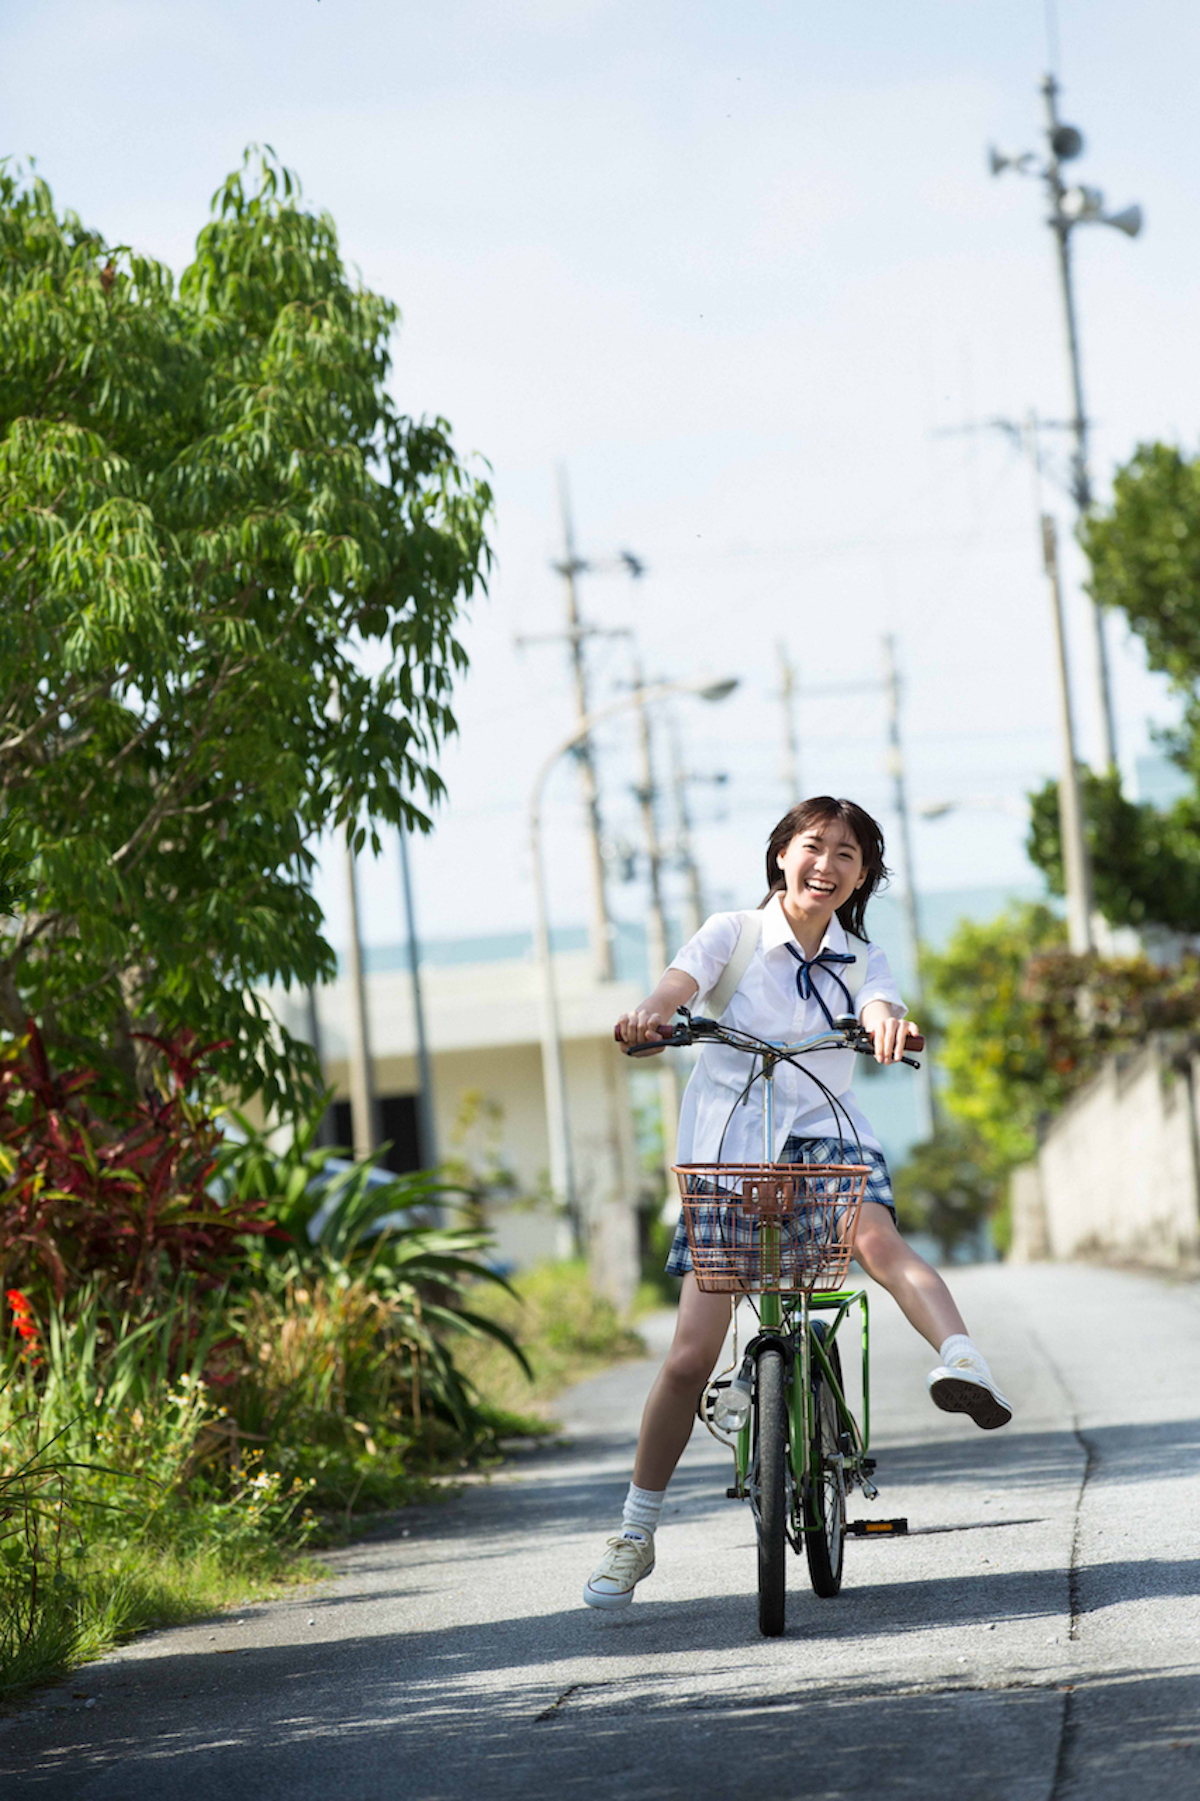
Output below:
[673,1162,870,1294]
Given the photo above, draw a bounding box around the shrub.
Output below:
[0,1025,275,1308]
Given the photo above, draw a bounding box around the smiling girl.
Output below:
[583,796,1012,1612]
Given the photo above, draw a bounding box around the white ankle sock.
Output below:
[939,1334,982,1366]
[622,1483,666,1539]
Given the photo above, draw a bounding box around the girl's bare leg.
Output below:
[631,1274,732,1492]
[850,1201,967,1350]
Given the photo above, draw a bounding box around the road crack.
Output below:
[534,1683,592,1722]
[1029,1330,1097,1799]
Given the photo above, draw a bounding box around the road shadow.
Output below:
[11,1636,1200,1801]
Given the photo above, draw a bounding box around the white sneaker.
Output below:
[583,1530,655,1610]
[928,1348,1012,1430]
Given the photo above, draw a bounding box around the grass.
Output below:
[1,1258,656,1700]
[0,1536,318,1699]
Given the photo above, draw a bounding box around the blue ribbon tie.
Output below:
[783,944,857,1030]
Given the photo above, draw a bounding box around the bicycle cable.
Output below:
[710,1033,866,1168]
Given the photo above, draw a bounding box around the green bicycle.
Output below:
[653,1008,921,1638]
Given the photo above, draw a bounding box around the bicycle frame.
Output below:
[729,1289,872,1525]
[724,1045,876,1535]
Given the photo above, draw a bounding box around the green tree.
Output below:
[920,900,1200,1181]
[1028,440,1200,927]
[892,1123,1002,1262]
[0,154,491,1108]
[924,902,1067,1169]
[1027,769,1200,933]
[1084,441,1200,698]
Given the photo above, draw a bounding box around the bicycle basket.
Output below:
[672,1162,870,1294]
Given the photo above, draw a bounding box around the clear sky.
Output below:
[5,0,1198,960]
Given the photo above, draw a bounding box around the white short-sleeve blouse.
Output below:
[667,892,905,1165]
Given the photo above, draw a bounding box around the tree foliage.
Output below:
[1025,440,1200,931]
[923,903,1067,1170]
[893,1123,1002,1261]
[923,901,1200,1177]
[0,152,491,1107]
[1027,769,1200,933]
[1083,441,1200,695]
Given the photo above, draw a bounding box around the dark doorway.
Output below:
[331,1095,422,1175]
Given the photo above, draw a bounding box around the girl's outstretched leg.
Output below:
[583,1275,731,1609]
[852,1202,1012,1431]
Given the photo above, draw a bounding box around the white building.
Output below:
[271,930,647,1308]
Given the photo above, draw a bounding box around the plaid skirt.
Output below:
[664,1134,896,1278]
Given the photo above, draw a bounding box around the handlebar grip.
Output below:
[907,1034,925,1052]
[613,1023,677,1054]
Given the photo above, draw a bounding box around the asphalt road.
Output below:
[6,1261,1200,1800]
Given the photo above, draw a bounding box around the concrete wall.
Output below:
[1009,1034,1200,1271]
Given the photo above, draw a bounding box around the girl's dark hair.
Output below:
[759,797,890,941]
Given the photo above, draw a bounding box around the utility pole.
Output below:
[517,478,642,980]
[882,636,935,1140]
[297,851,336,1148]
[990,77,1143,773]
[1040,74,1118,773]
[517,475,652,1291]
[667,713,706,942]
[398,821,438,1166]
[343,837,378,1160]
[1040,515,1096,952]
[304,984,336,1148]
[778,641,802,807]
[933,411,1096,951]
[632,658,679,1188]
[553,467,615,981]
[529,676,738,1297]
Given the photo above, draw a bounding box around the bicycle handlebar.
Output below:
[613,1011,923,1062]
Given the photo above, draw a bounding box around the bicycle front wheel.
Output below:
[803,1323,846,1598]
[755,1346,788,1637]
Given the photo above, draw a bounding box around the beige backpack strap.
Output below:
[842,933,870,1009]
[703,911,763,1019]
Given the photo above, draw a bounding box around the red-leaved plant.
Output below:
[0,1023,277,1307]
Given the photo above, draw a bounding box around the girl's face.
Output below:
[776,819,866,925]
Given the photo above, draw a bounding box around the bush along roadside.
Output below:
[0,1030,535,1697]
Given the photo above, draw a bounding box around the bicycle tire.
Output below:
[804,1323,846,1598]
[755,1346,788,1637]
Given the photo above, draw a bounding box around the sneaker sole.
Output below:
[929,1375,1012,1431]
[583,1561,655,1610]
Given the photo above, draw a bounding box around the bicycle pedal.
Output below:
[848,1518,908,1537]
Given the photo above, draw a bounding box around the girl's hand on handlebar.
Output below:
[615,1008,669,1054]
[867,1009,921,1064]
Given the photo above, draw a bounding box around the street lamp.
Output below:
[989,74,1143,772]
[529,676,738,1243]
